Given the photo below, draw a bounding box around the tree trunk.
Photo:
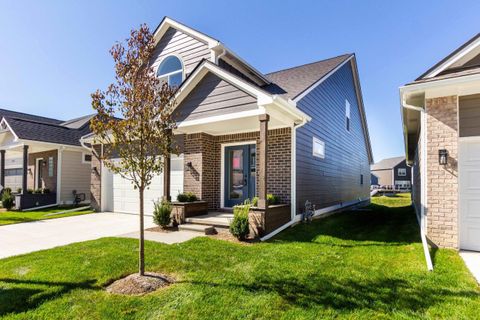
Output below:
[139,187,145,276]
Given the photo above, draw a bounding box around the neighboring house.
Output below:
[0,109,94,209]
[400,33,480,251]
[371,156,411,189]
[85,17,373,236]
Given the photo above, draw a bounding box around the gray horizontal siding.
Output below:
[459,94,480,137]
[151,27,211,75]
[175,72,257,122]
[295,61,370,212]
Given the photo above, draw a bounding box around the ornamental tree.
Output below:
[90,24,176,276]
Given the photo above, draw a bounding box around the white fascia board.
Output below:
[400,73,480,98]
[293,55,353,103]
[0,118,19,141]
[424,37,480,78]
[153,17,219,49]
[176,109,266,129]
[174,62,274,108]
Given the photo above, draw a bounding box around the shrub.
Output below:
[153,200,172,228]
[42,188,50,194]
[16,188,22,194]
[1,191,14,210]
[3,187,12,194]
[33,189,43,194]
[176,192,198,202]
[267,194,280,206]
[229,200,251,241]
[27,189,34,194]
[251,196,259,207]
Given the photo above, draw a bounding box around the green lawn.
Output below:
[0,194,478,319]
[0,207,94,226]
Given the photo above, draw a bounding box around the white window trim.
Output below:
[398,168,407,176]
[156,54,185,86]
[312,137,325,159]
[82,152,92,164]
[345,99,351,132]
[35,158,44,190]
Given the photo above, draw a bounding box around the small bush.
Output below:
[42,188,50,194]
[33,189,43,194]
[251,196,259,207]
[229,200,251,241]
[267,194,280,206]
[27,189,34,194]
[176,192,198,202]
[2,191,14,210]
[16,188,22,194]
[153,200,172,228]
[3,187,12,194]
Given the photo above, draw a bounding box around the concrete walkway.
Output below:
[0,212,197,259]
[460,250,480,284]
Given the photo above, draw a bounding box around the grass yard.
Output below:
[0,194,478,319]
[0,207,94,226]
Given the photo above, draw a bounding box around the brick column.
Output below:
[425,95,458,248]
[22,145,28,194]
[258,114,269,209]
[0,150,5,189]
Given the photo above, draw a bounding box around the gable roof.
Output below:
[264,54,352,101]
[0,109,93,147]
[0,108,63,125]
[414,33,480,82]
[371,156,405,171]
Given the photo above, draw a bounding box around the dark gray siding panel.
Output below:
[151,27,211,75]
[175,72,257,122]
[296,62,370,212]
[393,160,412,183]
[459,94,480,137]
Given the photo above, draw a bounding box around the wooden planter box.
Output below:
[172,201,208,223]
[15,193,57,210]
[248,204,291,238]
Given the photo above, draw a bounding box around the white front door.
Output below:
[459,138,480,251]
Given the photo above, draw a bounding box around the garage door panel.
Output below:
[460,140,480,251]
[108,154,183,215]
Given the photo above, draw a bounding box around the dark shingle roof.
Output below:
[0,108,93,147]
[263,54,352,100]
[371,156,405,171]
[0,108,63,125]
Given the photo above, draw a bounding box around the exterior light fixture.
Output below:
[439,149,448,165]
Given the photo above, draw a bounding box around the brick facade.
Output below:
[183,128,291,210]
[27,150,58,192]
[425,95,459,248]
[90,145,102,211]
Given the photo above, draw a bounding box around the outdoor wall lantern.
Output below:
[439,149,448,165]
[91,166,99,175]
[186,161,193,171]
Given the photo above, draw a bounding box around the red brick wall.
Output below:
[183,128,291,209]
[425,95,458,249]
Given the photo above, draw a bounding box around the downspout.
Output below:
[291,117,309,221]
[402,99,434,271]
[215,48,227,64]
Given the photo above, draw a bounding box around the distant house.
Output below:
[370,156,411,189]
[0,109,94,209]
[400,33,480,251]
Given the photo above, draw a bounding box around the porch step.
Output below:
[185,212,233,228]
[178,223,216,235]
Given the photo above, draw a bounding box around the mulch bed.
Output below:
[207,228,258,245]
[106,272,174,295]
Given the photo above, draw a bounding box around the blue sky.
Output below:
[0,0,479,162]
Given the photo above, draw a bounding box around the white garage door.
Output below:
[110,155,184,216]
[459,139,480,251]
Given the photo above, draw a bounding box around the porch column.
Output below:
[258,114,269,209]
[163,154,171,201]
[22,145,28,194]
[0,150,5,189]
[163,129,172,202]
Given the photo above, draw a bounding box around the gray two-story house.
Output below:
[86,17,373,237]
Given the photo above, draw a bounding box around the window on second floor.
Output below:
[312,137,325,159]
[398,168,407,176]
[345,99,351,132]
[157,55,184,87]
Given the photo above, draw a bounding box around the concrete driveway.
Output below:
[0,212,156,259]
